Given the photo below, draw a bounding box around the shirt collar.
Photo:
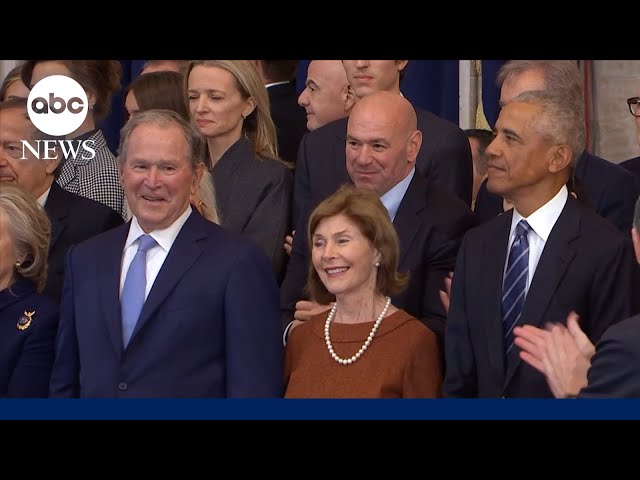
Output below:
[125,205,193,252]
[379,167,415,221]
[36,186,52,207]
[512,185,568,242]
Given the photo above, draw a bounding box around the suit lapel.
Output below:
[97,224,131,357]
[43,183,69,251]
[393,175,425,269]
[128,212,206,345]
[483,211,513,383]
[503,198,579,388]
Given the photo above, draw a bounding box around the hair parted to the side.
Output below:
[118,108,205,172]
[306,184,408,305]
[0,183,51,292]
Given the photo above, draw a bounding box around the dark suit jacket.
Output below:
[213,137,292,282]
[281,172,477,346]
[0,277,58,397]
[578,314,640,398]
[49,210,283,398]
[620,156,640,181]
[43,182,124,304]
[474,151,640,233]
[267,81,308,165]
[292,107,473,227]
[444,195,637,398]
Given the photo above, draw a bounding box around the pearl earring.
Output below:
[15,261,21,268]
[375,261,380,267]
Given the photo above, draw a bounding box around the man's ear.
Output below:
[343,84,357,114]
[548,144,572,174]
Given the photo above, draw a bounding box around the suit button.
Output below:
[118,382,128,391]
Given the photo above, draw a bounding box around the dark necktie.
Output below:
[502,220,531,355]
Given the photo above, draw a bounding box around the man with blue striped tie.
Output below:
[444,89,638,398]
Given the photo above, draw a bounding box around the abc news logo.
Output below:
[23,75,96,161]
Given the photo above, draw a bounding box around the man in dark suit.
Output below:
[292,60,472,228]
[281,91,476,349]
[0,98,123,304]
[444,90,637,398]
[474,60,640,233]
[514,195,640,398]
[50,109,283,398]
[254,60,308,166]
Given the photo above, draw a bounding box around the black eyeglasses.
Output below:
[628,97,640,117]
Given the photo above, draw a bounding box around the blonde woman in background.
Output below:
[186,60,292,281]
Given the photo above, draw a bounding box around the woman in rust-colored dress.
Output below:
[284,185,443,398]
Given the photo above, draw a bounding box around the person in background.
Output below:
[0,98,123,304]
[0,183,58,397]
[254,60,308,166]
[49,109,283,398]
[123,71,219,223]
[464,129,493,210]
[444,90,637,398]
[474,60,640,234]
[298,60,357,132]
[284,60,358,256]
[187,60,292,281]
[0,65,29,100]
[284,185,442,398]
[21,60,127,218]
[620,96,640,179]
[514,195,640,398]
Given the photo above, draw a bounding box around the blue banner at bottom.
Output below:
[0,399,638,420]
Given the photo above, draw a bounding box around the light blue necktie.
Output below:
[121,234,157,347]
[502,220,531,356]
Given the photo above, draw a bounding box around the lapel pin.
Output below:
[17,310,35,330]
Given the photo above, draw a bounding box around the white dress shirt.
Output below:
[36,186,51,207]
[506,186,568,293]
[119,205,193,300]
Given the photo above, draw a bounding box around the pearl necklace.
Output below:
[324,296,391,365]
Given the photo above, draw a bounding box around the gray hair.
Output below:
[507,90,585,167]
[497,61,585,150]
[118,109,205,171]
[634,195,640,231]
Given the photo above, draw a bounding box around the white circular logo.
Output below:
[27,75,88,136]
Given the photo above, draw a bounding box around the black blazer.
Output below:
[268,81,308,166]
[292,107,473,227]
[212,137,292,282]
[474,151,640,233]
[579,314,640,398]
[281,172,477,346]
[444,195,638,398]
[43,182,124,304]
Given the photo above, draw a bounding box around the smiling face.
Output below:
[311,213,380,300]
[119,122,203,233]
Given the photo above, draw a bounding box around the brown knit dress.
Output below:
[284,309,442,398]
